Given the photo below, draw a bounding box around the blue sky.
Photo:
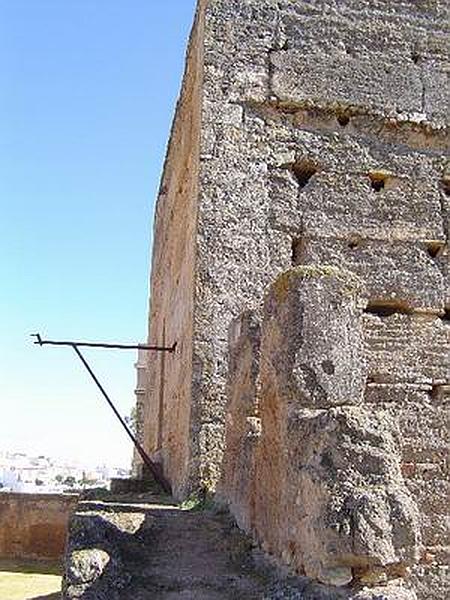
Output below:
[0,0,196,467]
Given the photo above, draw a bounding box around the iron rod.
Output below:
[32,334,176,353]
[71,344,172,495]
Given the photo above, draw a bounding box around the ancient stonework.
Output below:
[240,268,422,592]
[0,492,78,561]
[138,1,449,597]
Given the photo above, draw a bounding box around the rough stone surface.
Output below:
[260,267,367,410]
[62,501,147,599]
[252,269,420,587]
[284,408,421,581]
[66,548,110,587]
[363,314,449,385]
[142,0,449,497]
[217,310,261,532]
[0,492,78,561]
[139,1,205,498]
[137,1,449,598]
[300,239,445,314]
[351,583,418,600]
[64,492,369,600]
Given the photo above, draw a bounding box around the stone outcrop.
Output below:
[137,1,449,597]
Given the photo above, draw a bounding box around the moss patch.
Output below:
[272,265,362,303]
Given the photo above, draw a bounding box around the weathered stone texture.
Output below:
[299,240,445,314]
[260,267,367,410]
[363,314,449,385]
[252,269,421,590]
[141,3,205,498]
[270,1,449,125]
[141,0,449,597]
[217,311,261,532]
[62,502,147,599]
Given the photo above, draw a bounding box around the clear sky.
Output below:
[0,0,197,468]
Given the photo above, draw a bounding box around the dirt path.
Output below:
[64,494,328,600]
[120,503,268,599]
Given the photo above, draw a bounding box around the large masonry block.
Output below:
[300,239,445,314]
[253,268,420,588]
[217,311,261,532]
[260,266,367,409]
[363,314,449,385]
[284,407,421,585]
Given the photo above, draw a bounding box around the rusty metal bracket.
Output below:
[32,333,177,353]
[31,333,173,495]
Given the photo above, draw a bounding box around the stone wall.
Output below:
[0,493,78,561]
[142,0,448,498]
[142,1,448,595]
[141,1,205,497]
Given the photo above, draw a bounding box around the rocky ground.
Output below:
[62,491,415,600]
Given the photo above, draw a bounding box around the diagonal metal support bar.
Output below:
[32,333,173,495]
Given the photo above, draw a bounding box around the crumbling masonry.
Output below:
[137,1,449,597]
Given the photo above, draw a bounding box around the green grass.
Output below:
[179,492,215,512]
[0,560,62,600]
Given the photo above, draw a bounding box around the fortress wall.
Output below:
[141,3,205,497]
[0,493,78,561]
[203,1,448,596]
[192,0,449,492]
[143,11,449,593]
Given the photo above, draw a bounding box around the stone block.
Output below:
[62,502,146,599]
[364,384,432,406]
[365,385,450,476]
[261,266,367,410]
[66,548,110,588]
[218,311,261,532]
[363,314,449,385]
[300,238,445,314]
[294,171,445,244]
[269,0,448,123]
[282,406,421,584]
[398,403,449,468]
[271,49,424,117]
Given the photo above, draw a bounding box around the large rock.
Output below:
[62,502,146,599]
[253,267,421,587]
[261,266,367,410]
[285,407,421,584]
[66,548,110,592]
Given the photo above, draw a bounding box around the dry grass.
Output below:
[0,560,61,600]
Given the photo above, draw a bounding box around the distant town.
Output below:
[0,449,129,494]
